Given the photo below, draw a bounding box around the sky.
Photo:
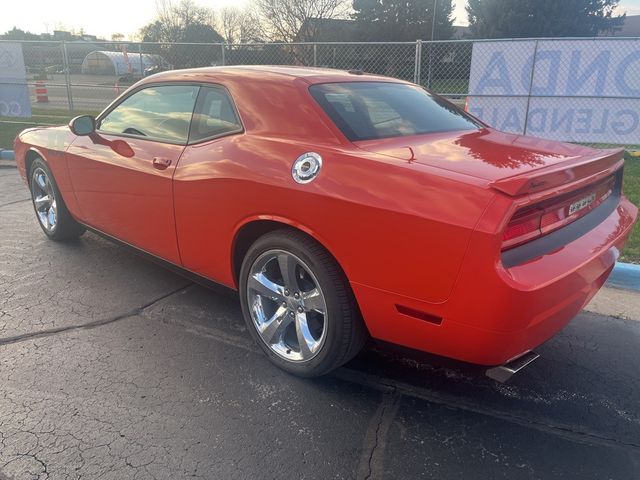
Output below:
[2,0,640,40]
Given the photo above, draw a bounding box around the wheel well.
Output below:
[232,220,293,284]
[232,220,346,288]
[25,150,41,185]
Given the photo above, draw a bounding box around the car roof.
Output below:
[130,65,412,144]
[142,65,408,86]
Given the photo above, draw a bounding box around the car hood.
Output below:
[354,128,624,195]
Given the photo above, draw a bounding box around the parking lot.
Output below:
[1,167,640,479]
[26,74,121,112]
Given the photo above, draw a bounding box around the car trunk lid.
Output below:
[354,128,624,196]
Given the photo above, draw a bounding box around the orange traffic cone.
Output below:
[35,81,49,103]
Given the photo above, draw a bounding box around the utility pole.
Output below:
[431,0,438,40]
[427,0,438,88]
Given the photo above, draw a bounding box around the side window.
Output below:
[99,85,199,143]
[189,86,243,143]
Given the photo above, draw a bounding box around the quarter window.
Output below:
[189,86,243,143]
[99,85,199,143]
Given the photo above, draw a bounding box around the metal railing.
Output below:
[1,37,638,147]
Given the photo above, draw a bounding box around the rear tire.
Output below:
[239,229,367,377]
[29,157,85,241]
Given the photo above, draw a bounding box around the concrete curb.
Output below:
[0,149,15,160]
[607,262,640,292]
[585,286,640,320]
[0,150,16,168]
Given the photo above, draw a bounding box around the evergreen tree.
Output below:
[352,0,455,41]
[466,0,625,39]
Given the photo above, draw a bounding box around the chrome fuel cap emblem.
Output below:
[292,152,322,184]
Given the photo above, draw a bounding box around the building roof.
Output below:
[600,14,640,36]
[617,15,640,36]
[81,50,165,75]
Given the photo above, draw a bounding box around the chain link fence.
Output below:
[1,37,638,148]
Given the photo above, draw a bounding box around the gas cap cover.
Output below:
[292,152,322,184]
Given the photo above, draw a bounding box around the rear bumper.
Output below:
[352,196,638,366]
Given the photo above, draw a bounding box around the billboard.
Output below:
[466,39,640,144]
[0,42,32,118]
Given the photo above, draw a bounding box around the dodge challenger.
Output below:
[14,66,638,378]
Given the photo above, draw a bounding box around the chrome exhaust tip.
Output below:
[486,351,540,383]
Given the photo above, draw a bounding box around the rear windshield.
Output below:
[309,82,481,142]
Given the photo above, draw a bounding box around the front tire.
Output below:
[239,229,367,377]
[29,157,85,241]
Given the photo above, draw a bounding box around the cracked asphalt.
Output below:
[1,167,640,479]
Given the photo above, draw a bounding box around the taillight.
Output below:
[502,176,615,251]
[502,210,541,249]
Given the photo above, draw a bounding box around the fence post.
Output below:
[138,43,144,75]
[426,41,434,89]
[313,43,317,67]
[414,40,422,84]
[523,39,539,136]
[61,41,74,113]
[221,43,226,66]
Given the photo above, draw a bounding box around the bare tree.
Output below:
[140,0,224,68]
[151,0,218,42]
[255,0,350,41]
[218,6,264,43]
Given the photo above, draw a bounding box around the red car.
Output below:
[14,66,637,378]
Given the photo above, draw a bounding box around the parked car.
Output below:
[13,66,637,377]
[117,73,139,84]
[143,65,163,77]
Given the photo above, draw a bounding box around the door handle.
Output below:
[152,157,172,170]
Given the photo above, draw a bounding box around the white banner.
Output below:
[0,42,32,118]
[467,39,640,144]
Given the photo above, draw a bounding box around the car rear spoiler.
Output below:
[489,148,625,197]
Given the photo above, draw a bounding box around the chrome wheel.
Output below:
[31,167,57,232]
[247,250,328,362]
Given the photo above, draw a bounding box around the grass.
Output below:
[428,78,469,95]
[1,114,638,261]
[0,109,98,150]
[0,117,62,150]
[621,152,640,264]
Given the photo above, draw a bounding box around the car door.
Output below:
[65,84,200,265]
[172,85,245,279]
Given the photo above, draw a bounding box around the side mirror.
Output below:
[69,115,96,136]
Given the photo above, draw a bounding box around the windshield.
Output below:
[309,82,481,142]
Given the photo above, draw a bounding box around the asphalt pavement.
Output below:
[27,75,119,112]
[1,168,640,479]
